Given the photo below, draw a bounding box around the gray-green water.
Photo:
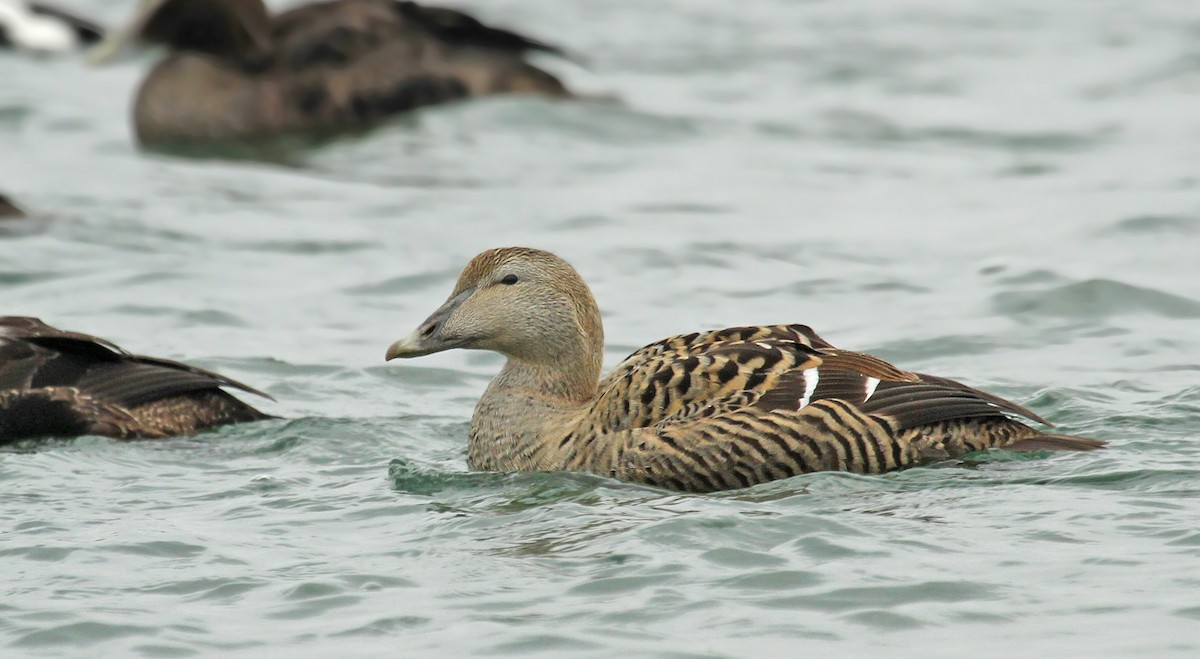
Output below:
[3,0,1200,656]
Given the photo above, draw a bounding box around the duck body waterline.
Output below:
[0,317,273,443]
[92,0,575,148]
[386,247,1104,493]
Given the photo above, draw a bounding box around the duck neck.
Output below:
[468,334,603,472]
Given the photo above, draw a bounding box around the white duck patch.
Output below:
[0,1,78,53]
[863,377,880,402]
[797,367,819,409]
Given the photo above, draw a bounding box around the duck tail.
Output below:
[1007,432,1107,452]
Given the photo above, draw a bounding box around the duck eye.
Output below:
[500,274,519,285]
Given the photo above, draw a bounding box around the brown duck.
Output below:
[385,247,1104,493]
[89,0,576,148]
[0,317,273,443]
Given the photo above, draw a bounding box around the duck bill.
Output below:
[385,288,473,360]
[86,0,163,66]
[385,331,435,360]
[86,25,140,66]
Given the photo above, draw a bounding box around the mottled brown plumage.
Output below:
[0,317,273,443]
[90,0,575,148]
[385,247,1105,493]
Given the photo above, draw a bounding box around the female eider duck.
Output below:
[88,0,577,148]
[0,317,273,443]
[0,1,103,54]
[385,248,1105,493]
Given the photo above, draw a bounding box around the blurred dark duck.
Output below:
[0,193,26,218]
[88,0,576,148]
[0,317,273,443]
[0,1,103,53]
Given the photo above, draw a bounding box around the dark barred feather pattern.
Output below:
[394,248,1106,493]
[0,317,273,443]
[546,324,1103,492]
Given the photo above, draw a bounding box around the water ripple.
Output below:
[992,278,1200,319]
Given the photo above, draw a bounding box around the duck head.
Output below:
[386,247,604,372]
[88,0,273,67]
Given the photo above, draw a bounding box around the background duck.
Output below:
[0,192,26,218]
[0,0,103,54]
[0,317,274,443]
[385,247,1105,493]
[89,0,578,149]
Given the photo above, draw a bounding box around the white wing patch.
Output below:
[797,368,819,409]
[863,377,880,402]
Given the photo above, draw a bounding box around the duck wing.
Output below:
[265,1,487,126]
[393,1,571,60]
[752,350,1052,428]
[274,0,569,70]
[593,324,888,431]
[581,324,1089,492]
[0,317,272,442]
[273,0,411,71]
[596,321,1046,432]
[590,325,833,432]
